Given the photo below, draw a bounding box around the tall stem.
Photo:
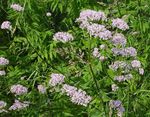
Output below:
[88,36,106,116]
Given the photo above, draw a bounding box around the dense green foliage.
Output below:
[0,0,150,117]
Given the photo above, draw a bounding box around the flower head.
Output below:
[112,33,126,46]
[10,4,24,11]
[76,9,107,23]
[1,21,12,30]
[112,18,129,30]
[139,68,144,75]
[87,23,112,40]
[111,84,119,91]
[49,73,65,86]
[0,101,7,109]
[62,84,92,106]
[9,100,29,110]
[92,48,100,58]
[0,71,6,76]
[10,84,28,95]
[131,60,141,68]
[37,85,46,94]
[0,57,9,65]
[46,12,51,17]
[53,32,74,42]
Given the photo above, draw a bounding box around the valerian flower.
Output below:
[10,4,24,11]
[49,73,65,86]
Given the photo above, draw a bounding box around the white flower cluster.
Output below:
[10,84,28,95]
[10,4,24,11]
[53,32,74,43]
[46,12,51,17]
[49,73,65,86]
[62,84,92,106]
[112,18,129,30]
[9,100,29,111]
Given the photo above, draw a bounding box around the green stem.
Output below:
[88,36,107,116]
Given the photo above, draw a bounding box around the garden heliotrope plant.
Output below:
[0,1,145,117]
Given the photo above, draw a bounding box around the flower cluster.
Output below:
[112,47,137,57]
[62,84,92,106]
[76,9,112,40]
[0,70,6,76]
[114,74,133,82]
[109,61,130,71]
[0,101,7,113]
[10,4,24,11]
[112,33,126,47]
[9,100,29,111]
[10,84,28,95]
[87,23,112,40]
[76,9,107,23]
[111,84,119,92]
[112,18,129,30]
[131,60,141,68]
[109,100,125,117]
[0,57,9,65]
[46,12,51,17]
[49,73,65,86]
[92,47,107,61]
[1,21,12,30]
[37,85,46,94]
[53,32,74,42]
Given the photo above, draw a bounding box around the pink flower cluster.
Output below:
[131,60,141,68]
[0,57,9,65]
[1,21,12,30]
[112,18,129,30]
[112,33,126,46]
[112,47,137,57]
[109,100,125,117]
[10,4,24,11]
[0,101,7,109]
[87,23,112,40]
[0,101,7,113]
[109,61,130,71]
[37,85,46,94]
[92,48,107,61]
[76,9,107,23]
[114,74,133,82]
[49,73,65,86]
[131,60,144,75]
[10,84,28,95]
[9,100,29,110]
[53,32,74,42]
[76,9,112,40]
[62,84,92,106]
